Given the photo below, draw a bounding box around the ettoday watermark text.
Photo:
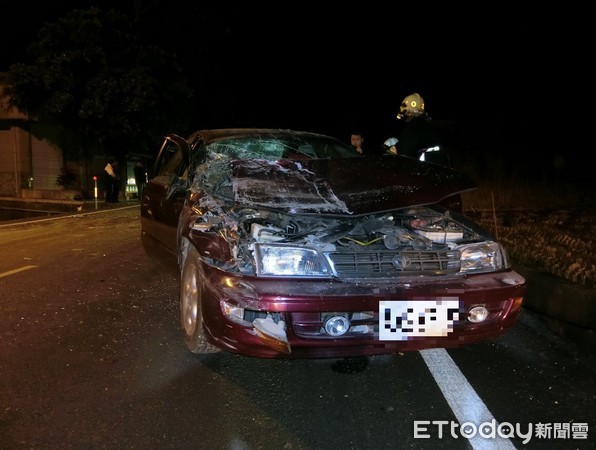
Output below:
[414,420,588,445]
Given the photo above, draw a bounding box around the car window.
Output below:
[154,140,185,178]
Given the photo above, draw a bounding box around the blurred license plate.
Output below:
[379,299,461,341]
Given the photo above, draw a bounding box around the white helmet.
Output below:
[383,137,398,147]
[397,93,425,120]
[383,137,399,155]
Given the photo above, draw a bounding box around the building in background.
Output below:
[0,82,143,201]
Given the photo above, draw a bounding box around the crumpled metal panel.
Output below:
[230,156,476,215]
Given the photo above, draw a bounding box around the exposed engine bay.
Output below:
[189,201,489,278]
[241,205,477,249]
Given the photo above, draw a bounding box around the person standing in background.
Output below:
[350,132,366,155]
[395,92,450,167]
[109,160,121,202]
[134,160,147,201]
[103,159,118,203]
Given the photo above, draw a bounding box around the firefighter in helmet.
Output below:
[395,92,450,167]
[397,92,426,121]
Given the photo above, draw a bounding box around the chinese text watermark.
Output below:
[414,420,589,445]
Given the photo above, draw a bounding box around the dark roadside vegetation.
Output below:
[448,128,595,289]
[463,184,595,289]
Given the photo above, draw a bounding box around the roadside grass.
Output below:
[461,179,596,288]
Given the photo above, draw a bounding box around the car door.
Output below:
[141,134,191,256]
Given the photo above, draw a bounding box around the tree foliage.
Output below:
[5,7,193,159]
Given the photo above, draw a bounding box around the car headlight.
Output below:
[458,241,510,274]
[254,243,330,277]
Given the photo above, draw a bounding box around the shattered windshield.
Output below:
[205,134,359,160]
[195,132,474,214]
[198,133,359,207]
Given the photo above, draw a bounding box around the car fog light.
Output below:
[468,305,489,323]
[324,314,351,336]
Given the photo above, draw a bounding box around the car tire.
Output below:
[180,247,220,355]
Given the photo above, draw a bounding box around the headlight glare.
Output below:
[459,241,508,273]
[255,244,330,276]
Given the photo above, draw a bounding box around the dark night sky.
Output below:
[0,2,589,161]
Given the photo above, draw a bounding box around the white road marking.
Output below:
[0,265,37,278]
[420,348,516,449]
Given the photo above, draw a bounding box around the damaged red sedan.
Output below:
[141,128,526,358]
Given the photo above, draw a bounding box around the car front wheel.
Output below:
[180,248,220,355]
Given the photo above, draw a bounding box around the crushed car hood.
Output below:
[230,157,477,215]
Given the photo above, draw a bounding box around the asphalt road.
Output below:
[1,207,595,449]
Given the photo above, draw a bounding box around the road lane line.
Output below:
[0,265,38,278]
[420,348,516,450]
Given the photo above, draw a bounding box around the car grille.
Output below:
[327,250,460,278]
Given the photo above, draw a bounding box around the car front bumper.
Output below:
[196,260,526,358]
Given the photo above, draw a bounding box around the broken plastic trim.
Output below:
[252,315,291,354]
